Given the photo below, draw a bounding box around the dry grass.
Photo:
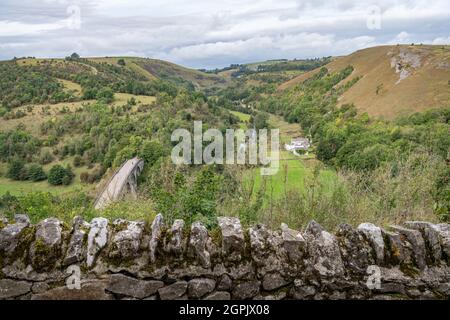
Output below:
[57,79,82,96]
[279,45,450,119]
[114,93,156,106]
[247,151,444,232]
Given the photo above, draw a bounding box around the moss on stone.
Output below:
[112,220,128,233]
[32,238,53,271]
[242,229,252,261]
[106,254,135,268]
[400,263,420,278]
[209,227,222,247]
[0,254,4,275]
[9,225,35,264]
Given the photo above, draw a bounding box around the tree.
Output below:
[96,87,115,104]
[252,113,269,130]
[39,150,54,165]
[27,164,47,182]
[139,141,165,167]
[48,165,74,185]
[82,88,98,100]
[70,52,80,59]
[73,155,83,167]
[117,59,126,66]
[7,159,27,181]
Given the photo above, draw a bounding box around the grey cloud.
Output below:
[0,0,448,68]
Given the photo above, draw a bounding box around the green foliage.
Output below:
[0,128,41,162]
[39,150,54,165]
[96,87,115,104]
[0,54,448,233]
[434,166,450,222]
[7,159,27,181]
[139,141,166,167]
[261,65,450,172]
[147,162,225,228]
[73,155,83,167]
[27,164,47,182]
[0,61,74,108]
[250,113,269,130]
[48,165,74,185]
[0,191,95,224]
[80,166,105,184]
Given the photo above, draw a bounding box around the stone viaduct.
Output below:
[94,157,144,210]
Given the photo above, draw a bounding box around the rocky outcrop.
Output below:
[0,215,449,300]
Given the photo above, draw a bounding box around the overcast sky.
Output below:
[0,0,449,69]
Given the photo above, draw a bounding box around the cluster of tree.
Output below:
[30,58,181,100]
[47,165,74,185]
[7,160,46,182]
[258,66,449,218]
[80,166,105,184]
[260,66,450,172]
[5,159,74,186]
[0,62,75,109]
[200,64,242,74]
[255,57,332,73]
[65,52,80,60]
[0,128,41,162]
[28,87,230,183]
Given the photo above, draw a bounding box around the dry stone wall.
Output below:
[0,214,449,300]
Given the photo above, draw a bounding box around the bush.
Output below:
[73,155,83,167]
[27,164,47,182]
[80,172,89,184]
[117,59,126,66]
[48,165,74,185]
[96,87,115,104]
[39,150,54,165]
[139,141,166,167]
[80,166,105,184]
[7,159,27,181]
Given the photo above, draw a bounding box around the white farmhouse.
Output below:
[285,137,311,154]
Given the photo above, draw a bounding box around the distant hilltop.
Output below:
[279,45,450,119]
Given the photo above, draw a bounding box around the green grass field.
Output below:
[230,110,251,122]
[246,151,338,200]
[231,110,339,201]
[0,157,95,196]
[0,177,88,196]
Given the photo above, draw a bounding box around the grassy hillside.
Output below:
[1,49,448,229]
[86,57,229,90]
[280,45,450,119]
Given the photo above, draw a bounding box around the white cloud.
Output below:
[0,0,448,68]
[0,20,67,36]
[433,36,450,44]
[392,31,410,43]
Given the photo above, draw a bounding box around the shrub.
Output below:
[80,166,105,184]
[7,159,27,181]
[73,155,83,167]
[48,164,74,185]
[139,141,166,167]
[96,87,115,104]
[39,150,54,165]
[27,164,47,182]
[80,172,89,184]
